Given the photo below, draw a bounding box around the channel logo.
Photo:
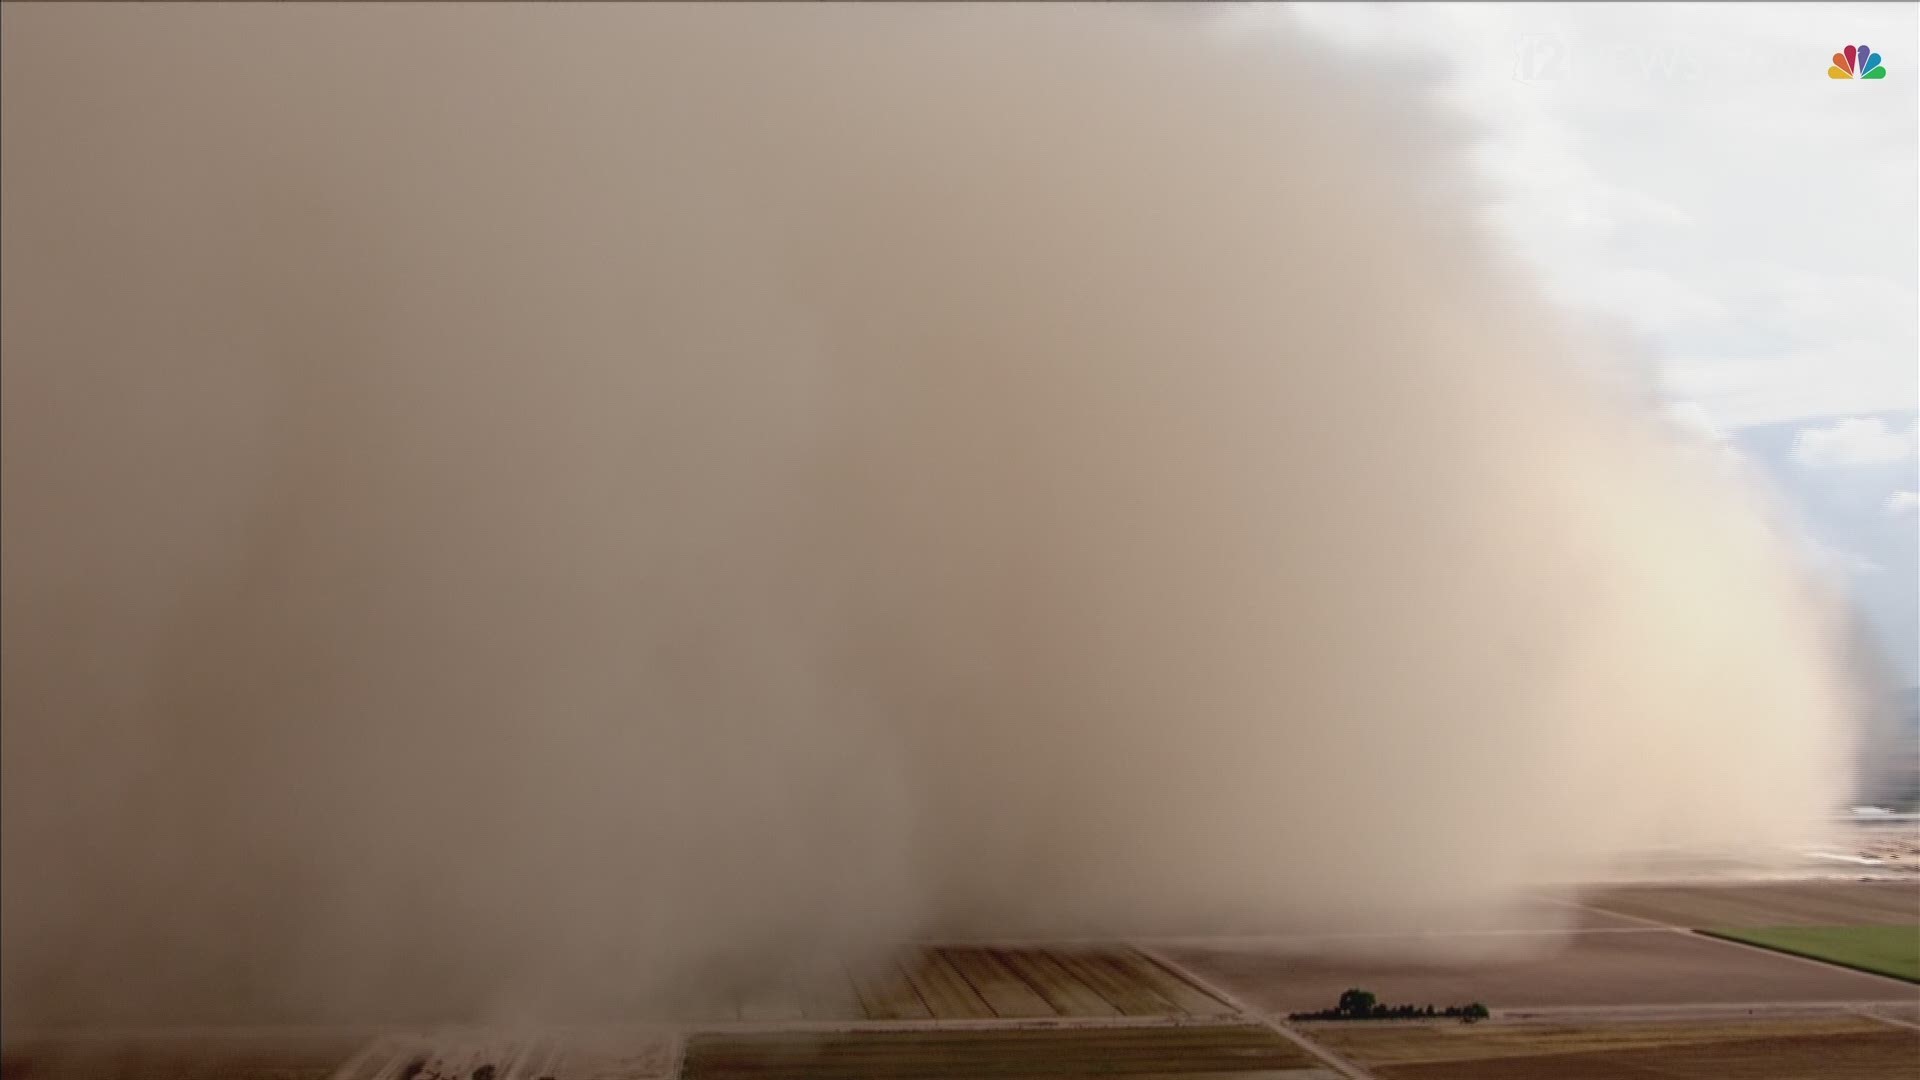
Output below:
[1829,45,1886,79]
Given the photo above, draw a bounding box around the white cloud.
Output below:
[1661,399,1750,479]
[1663,400,1722,442]
[1542,266,1728,333]
[1887,491,1920,517]
[1276,2,1920,431]
[1662,350,1918,431]
[1790,416,1920,468]
[1805,537,1886,581]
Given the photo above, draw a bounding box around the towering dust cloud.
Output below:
[2,5,1853,1029]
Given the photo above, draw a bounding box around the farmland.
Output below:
[1308,1015,1920,1080]
[681,1025,1332,1080]
[1583,881,1919,928]
[1159,921,1911,1013]
[4,882,1917,1078]
[1701,925,1920,982]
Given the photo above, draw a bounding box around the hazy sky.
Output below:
[1273,2,1920,681]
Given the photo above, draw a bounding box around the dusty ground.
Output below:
[0,1030,366,1080]
[1852,822,1920,870]
[1161,926,1913,1013]
[2,1029,684,1080]
[1310,1015,1920,1079]
[665,946,1237,1024]
[5,883,1916,1078]
[680,1025,1332,1079]
[1863,999,1920,1025]
[1582,880,1920,927]
[1161,881,1918,1016]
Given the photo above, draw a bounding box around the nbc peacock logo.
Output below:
[1829,44,1886,79]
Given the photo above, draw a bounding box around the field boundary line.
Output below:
[915,926,1668,949]
[1133,927,1670,949]
[1687,928,1920,988]
[1546,896,1689,930]
[1504,999,1916,1020]
[1132,944,1379,1080]
[664,1030,686,1078]
[1855,1007,1920,1033]
[674,1013,1230,1035]
[1561,894,1920,990]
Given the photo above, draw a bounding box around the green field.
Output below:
[1701,925,1920,983]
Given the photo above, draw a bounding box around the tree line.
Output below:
[1288,988,1490,1023]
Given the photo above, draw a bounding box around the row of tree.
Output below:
[1288,988,1490,1023]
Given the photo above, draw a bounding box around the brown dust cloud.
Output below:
[1,5,1856,1029]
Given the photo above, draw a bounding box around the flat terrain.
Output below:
[1582,881,1919,927]
[6,882,1918,1078]
[4,1030,684,1080]
[505,946,1235,1025]
[705,947,1234,1023]
[1162,925,1912,1013]
[682,1025,1333,1079]
[0,1031,362,1080]
[1701,925,1920,982]
[1864,998,1920,1025]
[1309,1015,1920,1079]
